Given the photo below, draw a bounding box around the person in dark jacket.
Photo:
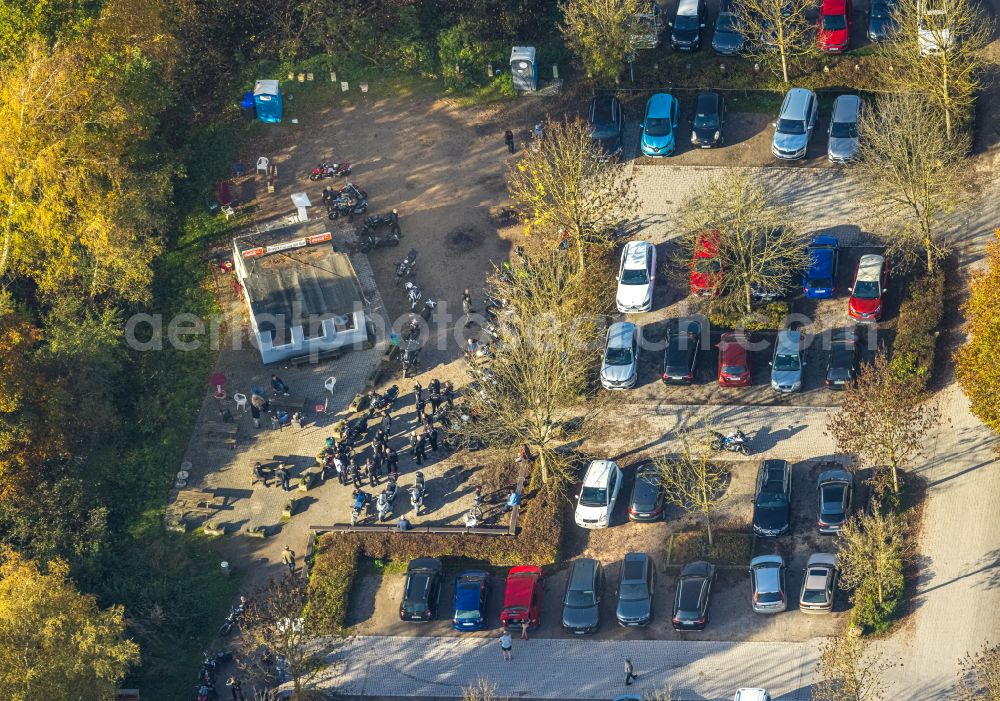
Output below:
[504,129,515,153]
[411,433,427,465]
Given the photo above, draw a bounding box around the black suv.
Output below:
[661,319,702,384]
[399,557,443,621]
[588,94,625,159]
[752,460,792,536]
[670,0,708,51]
[671,560,716,630]
[562,558,603,634]
[826,327,862,389]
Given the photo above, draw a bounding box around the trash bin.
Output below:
[510,46,538,92]
[220,561,231,576]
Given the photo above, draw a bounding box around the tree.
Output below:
[827,351,940,495]
[463,677,506,701]
[956,641,1000,701]
[654,429,730,546]
[0,548,139,700]
[955,229,1000,434]
[734,0,816,83]
[672,168,809,315]
[853,93,965,274]
[506,117,637,270]
[240,576,325,699]
[878,0,992,140]
[814,629,896,701]
[837,509,911,632]
[560,0,645,83]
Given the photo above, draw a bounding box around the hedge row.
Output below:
[709,299,790,331]
[305,490,563,635]
[891,273,945,388]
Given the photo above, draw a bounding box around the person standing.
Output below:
[226,676,245,701]
[387,448,399,479]
[334,455,347,485]
[412,432,426,465]
[428,425,439,452]
[380,410,392,435]
[624,658,637,685]
[520,620,529,641]
[365,457,378,487]
[500,630,513,661]
[462,289,475,328]
[281,546,296,575]
[412,382,423,407]
[504,129,515,154]
[444,381,455,409]
[275,464,290,491]
[350,460,363,488]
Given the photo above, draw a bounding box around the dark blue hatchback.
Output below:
[452,570,489,631]
[803,235,839,299]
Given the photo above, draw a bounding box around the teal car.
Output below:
[641,93,679,157]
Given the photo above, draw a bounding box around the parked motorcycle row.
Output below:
[194,648,232,701]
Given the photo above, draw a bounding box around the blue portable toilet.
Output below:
[510,46,538,92]
[253,79,283,123]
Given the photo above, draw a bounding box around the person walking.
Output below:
[462,289,475,328]
[365,457,378,487]
[504,129,515,154]
[412,382,423,407]
[412,432,427,465]
[444,381,455,409]
[428,426,439,452]
[334,455,347,485]
[520,620,529,641]
[387,448,399,479]
[275,464,290,491]
[281,546,296,575]
[624,659,637,686]
[500,630,513,661]
[350,460,363,488]
[380,410,392,435]
[271,374,290,395]
[226,676,245,701]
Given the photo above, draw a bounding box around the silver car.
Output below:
[772,88,818,160]
[749,554,787,614]
[799,553,838,613]
[770,330,804,393]
[828,94,862,163]
[601,322,640,390]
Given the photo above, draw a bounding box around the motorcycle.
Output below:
[343,415,369,443]
[409,472,426,515]
[360,211,399,235]
[400,339,421,378]
[195,683,217,701]
[357,227,401,252]
[419,297,437,321]
[218,596,246,637]
[402,316,421,342]
[367,385,399,416]
[711,429,750,455]
[310,161,352,180]
[328,195,368,220]
[404,281,422,312]
[376,479,397,522]
[351,490,371,525]
[394,248,418,285]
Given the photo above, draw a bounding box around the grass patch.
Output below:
[709,298,790,331]
[667,531,753,567]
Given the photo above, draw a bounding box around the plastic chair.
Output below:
[324,377,337,395]
[234,392,248,412]
[256,156,269,177]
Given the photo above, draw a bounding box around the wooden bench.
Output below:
[270,395,307,412]
[289,347,345,367]
[174,489,226,521]
[203,421,238,449]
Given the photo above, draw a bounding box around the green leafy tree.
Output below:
[837,509,911,632]
[560,0,644,83]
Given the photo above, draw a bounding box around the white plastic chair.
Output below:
[324,377,337,395]
[256,156,269,177]
[233,392,248,412]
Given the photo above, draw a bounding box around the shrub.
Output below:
[304,539,360,636]
[891,272,944,388]
[709,298,790,331]
[437,19,501,90]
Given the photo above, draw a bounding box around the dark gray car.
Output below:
[616,552,655,626]
[562,558,603,634]
[712,5,746,55]
[671,560,716,630]
[817,469,853,533]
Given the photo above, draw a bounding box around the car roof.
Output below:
[457,569,489,582]
[781,88,814,120]
[857,254,884,282]
[776,330,801,354]
[819,468,853,484]
[832,95,861,123]
[623,240,651,268]
[680,560,714,578]
[622,552,649,580]
[806,553,838,568]
[583,460,618,487]
[734,691,770,701]
[696,92,719,111]
[646,93,677,115]
[810,234,839,249]
[751,554,785,567]
[720,333,748,361]
[569,558,599,588]
[408,557,442,573]
[607,321,636,348]
[678,0,701,14]
[591,94,619,120]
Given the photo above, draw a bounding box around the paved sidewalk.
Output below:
[321,635,819,701]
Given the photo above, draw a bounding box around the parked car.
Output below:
[771,88,818,160]
[749,555,788,614]
[499,565,544,629]
[717,332,752,387]
[828,94,862,163]
[399,558,443,622]
[691,91,725,148]
[628,463,665,521]
[562,558,603,634]
[818,0,852,53]
[452,570,489,631]
[601,322,641,390]
[670,0,708,50]
[690,230,721,296]
[770,329,804,393]
[616,552,656,626]
[712,1,746,54]
[575,460,623,528]
[918,0,953,56]
[752,459,792,537]
[826,327,861,389]
[662,319,702,384]
[799,553,838,613]
[589,94,625,159]
[848,254,889,322]
[616,240,657,312]
[734,691,772,701]
[867,0,898,41]
[803,235,839,299]
[641,93,679,157]
[817,468,853,533]
[671,560,716,630]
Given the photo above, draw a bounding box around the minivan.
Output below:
[771,88,818,160]
[670,0,708,51]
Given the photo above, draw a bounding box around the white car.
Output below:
[601,322,640,390]
[918,0,953,55]
[574,460,623,529]
[734,690,771,701]
[616,241,656,313]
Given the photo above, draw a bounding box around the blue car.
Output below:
[452,570,489,631]
[803,235,839,299]
[641,94,679,157]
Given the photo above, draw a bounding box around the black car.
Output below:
[588,94,625,159]
[399,557,443,621]
[670,0,708,51]
[867,0,898,41]
[616,552,655,626]
[691,91,725,148]
[671,560,715,630]
[628,463,665,521]
[817,468,853,534]
[752,459,792,537]
[712,3,746,55]
[562,558,603,634]
[826,327,861,389]
[661,319,702,384]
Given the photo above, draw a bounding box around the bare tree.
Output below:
[854,93,966,274]
[672,169,810,315]
[643,684,676,701]
[560,0,646,83]
[956,642,1000,701]
[463,677,507,701]
[506,117,637,270]
[734,0,817,83]
[654,428,730,546]
[826,351,940,495]
[837,509,912,631]
[814,629,897,701]
[878,0,993,140]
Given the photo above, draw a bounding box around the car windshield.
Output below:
[620,582,649,600]
[621,267,649,285]
[756,591,782,603]
[830,120,858,138]
[675,15,700,30]
[774,353,800,371]
[822,485,846,511]
[722,364,746,375]
[809,277,834,289]
[403,600,427,613]
[455,608,481,619]
[605,346,634,366]
[777,118,806,135]
[822,14,848,30]
[565,589,596,607]
[580,486,608,507]
[694,258,721,273]
[644,117,672,137]
[801,589,828,604]
[756,491,788,507]
[694,110,719,129]
[716,13,737,31]
[853,279,881,299]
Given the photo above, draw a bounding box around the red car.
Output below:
[499,565,544,630]
[690,230,722,296]
[848,254,889,322]
[818,0,852,53]
[717,332,752,387]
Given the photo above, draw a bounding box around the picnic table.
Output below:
[174,489,227,521]
[270,395,306,412]
[203,420,238,449]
